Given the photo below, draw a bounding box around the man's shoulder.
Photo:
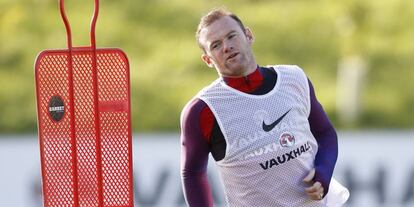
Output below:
[182,97,206,110]
[182,77,221,112]
[266,64,308,77]
[195,78,223,97]
[180,97,209,126]
[181,97,207,115]
[265,64,303,71]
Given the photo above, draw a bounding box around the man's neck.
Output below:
[222,66,263,93]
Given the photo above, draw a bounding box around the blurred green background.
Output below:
[0,0,413,133]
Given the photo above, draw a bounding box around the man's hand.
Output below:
[303,168,324,200]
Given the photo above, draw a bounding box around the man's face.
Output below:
[199,16,255,77]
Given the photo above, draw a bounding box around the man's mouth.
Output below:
[227,52,239,60]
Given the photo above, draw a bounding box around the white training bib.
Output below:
[198,65,326,207]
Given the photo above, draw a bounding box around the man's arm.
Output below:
[307,79,339,197]
[180,99,214,207]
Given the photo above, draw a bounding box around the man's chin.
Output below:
[225,62,243,71]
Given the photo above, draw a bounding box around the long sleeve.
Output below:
[180,98,214,207]
[307,79,338,197]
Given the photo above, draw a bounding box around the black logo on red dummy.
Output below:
[48,95,65,122]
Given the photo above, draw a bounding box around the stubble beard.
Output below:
[224,53,248,76]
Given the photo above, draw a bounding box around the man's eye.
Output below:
[211,43,220,50]
[229,34,236,39]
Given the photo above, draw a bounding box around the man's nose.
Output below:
[223,41,234,53]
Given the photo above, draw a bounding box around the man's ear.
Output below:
[245,27,254,45]
[201,54,214,68]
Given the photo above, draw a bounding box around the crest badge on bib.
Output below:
[279,132,295,147]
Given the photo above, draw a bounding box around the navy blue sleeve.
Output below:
[307,79,338,197]
[180,98,214,207]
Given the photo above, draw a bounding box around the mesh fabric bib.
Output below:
[198,65,326,207]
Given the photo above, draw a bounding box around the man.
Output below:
[180,8,347,207]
